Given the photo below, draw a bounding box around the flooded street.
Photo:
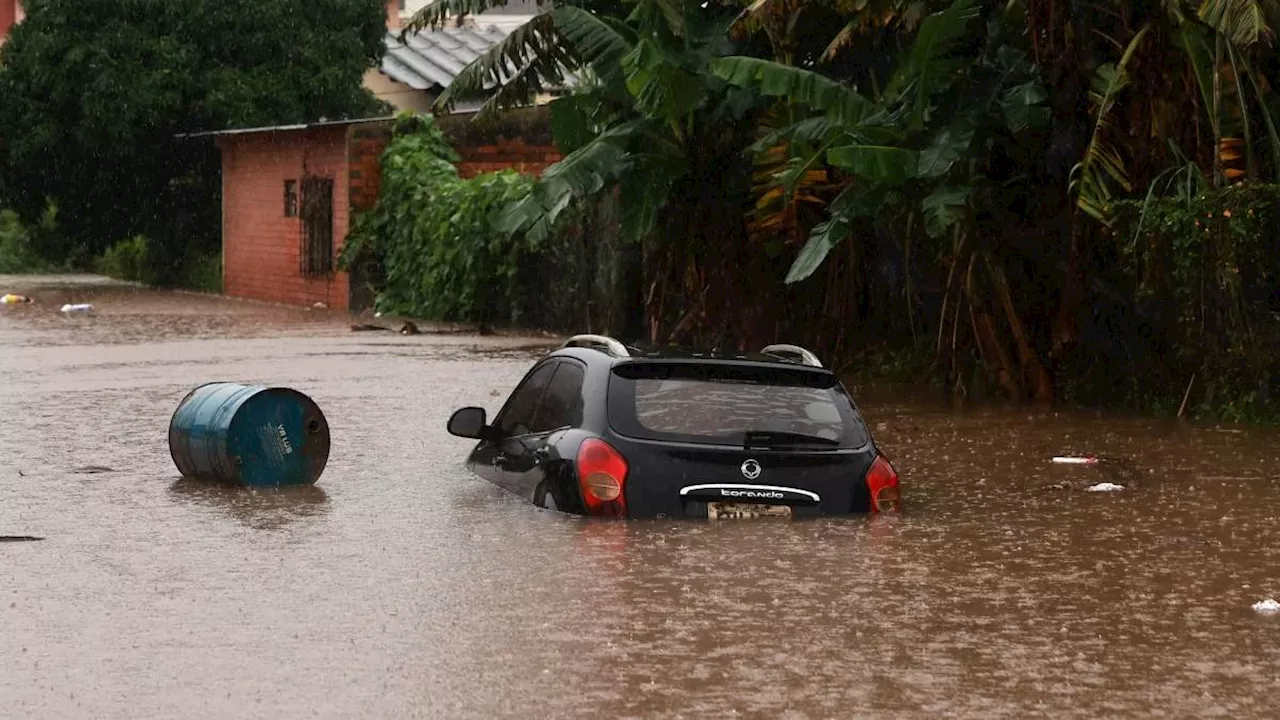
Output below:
[3,276,1280,718]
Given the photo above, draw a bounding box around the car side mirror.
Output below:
[447,406,491,440]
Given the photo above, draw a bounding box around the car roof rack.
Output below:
[562,334,632,358]
[761,344,823,367]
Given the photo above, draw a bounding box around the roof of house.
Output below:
[175,116,395,139]
[380,19,577,94]
[381,24,510,92]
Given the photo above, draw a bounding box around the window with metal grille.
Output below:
[299,176,334,276]
[284,179,298,217]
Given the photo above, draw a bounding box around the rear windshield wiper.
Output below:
[743,430,840,449]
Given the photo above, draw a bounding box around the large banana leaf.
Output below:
[827,144,918,184]
[1197,0,1275,49]
[421,4,637,118]
[920,183,970,238]
[710,56,880,125]
[878,0,983,125]
[494,120,647,241]
[622,38,707,130]
[433,13,579,118]
[784,183,888,284]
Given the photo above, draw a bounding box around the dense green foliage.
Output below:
[402,0,1280,421]
[0,0,389,268]
[338,115,539,328]
[1095,184,1280,422]
[94,233,222,292]
[0,207,57,274]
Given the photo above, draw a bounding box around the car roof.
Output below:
[548,335,832,372]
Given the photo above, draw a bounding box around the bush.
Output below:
[177,251,222,294]
[95,234,221,292]
[337,113,538,329]
[0,206,59,274]
[1087,183,1280,422]
[96,235,153,283]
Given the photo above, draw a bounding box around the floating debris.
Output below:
[60,303,94,316]
[1,293,33,304]
[169,382,331,488]
[1052,456,1099,465]
[1086,482,1125,492]
[1252,598,1280,613]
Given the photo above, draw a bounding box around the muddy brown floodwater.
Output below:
[3,275,1280,719]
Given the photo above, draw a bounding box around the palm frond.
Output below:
[403,0,526,35]
[1242,54,1280,180]
[728,0,805,41]
[1069,24,1150,223]
[432,6,636,119]
[433,12,577,116]
[553,5,636,83]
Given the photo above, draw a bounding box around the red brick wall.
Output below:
[348,123,393,213]
[456,137,562,178]
[0,0,20,41]
[219,126,352,310]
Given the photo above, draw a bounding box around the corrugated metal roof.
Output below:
[381,25,509,91]
[380,21,577,94]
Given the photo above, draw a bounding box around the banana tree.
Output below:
[404,0,774,344]
[1046,0,1280,363]
[714,0,1057,400]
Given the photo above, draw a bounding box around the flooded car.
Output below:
[447,334,901,519]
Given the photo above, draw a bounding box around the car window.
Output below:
[606,362,870,448]
[530,361,585,433]
[494,361,557,437]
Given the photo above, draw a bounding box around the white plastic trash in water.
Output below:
[1053,456,1099,465]
[1252,598,1280,613]
[1086,482,1125,492]
[60,303,93,316]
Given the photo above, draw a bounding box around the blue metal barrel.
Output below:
[168,382,331,488]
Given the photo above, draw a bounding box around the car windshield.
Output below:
[607,361,870,448]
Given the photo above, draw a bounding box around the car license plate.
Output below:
[707,502,793,520]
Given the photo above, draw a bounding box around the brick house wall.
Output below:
[218,125,352,310]
[0,0,24,43]
[454,138,562,178]
[214,109,562,313]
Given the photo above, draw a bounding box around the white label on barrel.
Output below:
[276,424,294,455]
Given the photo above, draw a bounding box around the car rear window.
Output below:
[607,361,870,448]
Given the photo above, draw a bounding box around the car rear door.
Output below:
[484,359,558,494]
[499,359,586,504]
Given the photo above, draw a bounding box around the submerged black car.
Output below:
[447,335,900,519]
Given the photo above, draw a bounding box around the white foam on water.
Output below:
[1252,598,1280,613]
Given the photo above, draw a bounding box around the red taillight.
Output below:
[864,454,901,513]
[576,438,628,517]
